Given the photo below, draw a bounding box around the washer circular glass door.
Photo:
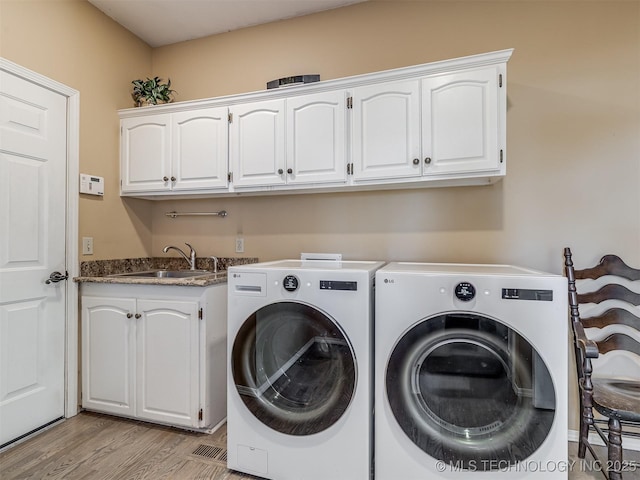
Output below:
[386,313,555,470]
[232,301,357,436]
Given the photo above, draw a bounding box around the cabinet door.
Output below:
[120,114,171,193]
[286,91,347,185]
[82,296,136,416]
[229,99,285,188]
[351,80,421,181]
[422,66,502,176]
[136,299,200,427]
[172,108,229,191]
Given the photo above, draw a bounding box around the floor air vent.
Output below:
[191,444,227,463]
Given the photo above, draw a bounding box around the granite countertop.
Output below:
[75,257,258,287]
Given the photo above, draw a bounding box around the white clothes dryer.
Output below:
[375,262,568,480]
[227,259,384,480]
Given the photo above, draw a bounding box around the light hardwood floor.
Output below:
[0,412,254,480]
[1,412,638,479]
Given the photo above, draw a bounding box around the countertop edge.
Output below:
[74,273,227,287]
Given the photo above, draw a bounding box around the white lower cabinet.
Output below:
[81,283,227,431]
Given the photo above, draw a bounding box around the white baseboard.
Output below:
[568,429,640,452]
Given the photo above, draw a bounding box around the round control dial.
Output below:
[454,282,476,301]
[283,275,299,292]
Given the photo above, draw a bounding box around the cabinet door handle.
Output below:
[171,176,176,182]
[424,157,432,164]
[287,168,293,174]
[277,169,283,175]
[412,158,419,165]
[135,313,141,319]
[127,313,133,318]
[163,176,169,182]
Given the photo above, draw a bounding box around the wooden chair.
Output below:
[564,247,640,480]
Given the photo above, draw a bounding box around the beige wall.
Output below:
[2,0,636,272]
[150,2,640,434]
[2,0,639,432]
[151,0,640,275]
[0,0,154,260]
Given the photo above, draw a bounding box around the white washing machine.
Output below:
[227,258,384,480]
[375,262,568,479]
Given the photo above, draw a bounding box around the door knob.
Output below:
[46,271,68,284]
[278,169,283,174]
[287,168,293,174]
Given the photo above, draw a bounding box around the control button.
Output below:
[283,275,299,292]
[454,282,476,301]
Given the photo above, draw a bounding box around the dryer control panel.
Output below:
[320,280,358,291]
[283,275,299,292]
[502,288,553,301]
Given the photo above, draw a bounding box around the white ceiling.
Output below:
[88,0,369,47]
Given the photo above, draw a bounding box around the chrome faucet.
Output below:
[163,243,197,270]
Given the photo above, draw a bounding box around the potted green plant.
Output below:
[131,77,176,106]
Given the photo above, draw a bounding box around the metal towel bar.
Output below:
[165,210,228,218]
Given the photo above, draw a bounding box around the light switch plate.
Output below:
[82,237,94,255]
[235,237,244,253]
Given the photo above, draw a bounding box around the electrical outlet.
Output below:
[82,237,94,255]
[235,237,244,253]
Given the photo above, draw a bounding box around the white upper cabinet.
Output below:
[121,114,171,193]
[422,66,503,177]
[229,99,286,188]
[172,108,229,191]
[229,91,347,189]
[119,49,512,198]
[121,108,228,195]
[351,80,421,182]
[286,90,347,185]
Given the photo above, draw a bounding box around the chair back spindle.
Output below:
[563,247,640,480]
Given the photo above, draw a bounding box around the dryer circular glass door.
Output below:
[232,301,357,436]
[386,313,555,470]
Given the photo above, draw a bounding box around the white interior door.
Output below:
[0,69,68,446]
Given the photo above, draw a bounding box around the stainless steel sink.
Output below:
[109,269,216,279]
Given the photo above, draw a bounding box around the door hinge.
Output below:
[228,112,233,123]
[499,74,503,88]
[500,149,504,163]
[198,308,203,320]
[198,408,203,421]
[228,172,233,182]
[347,97,353,109]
